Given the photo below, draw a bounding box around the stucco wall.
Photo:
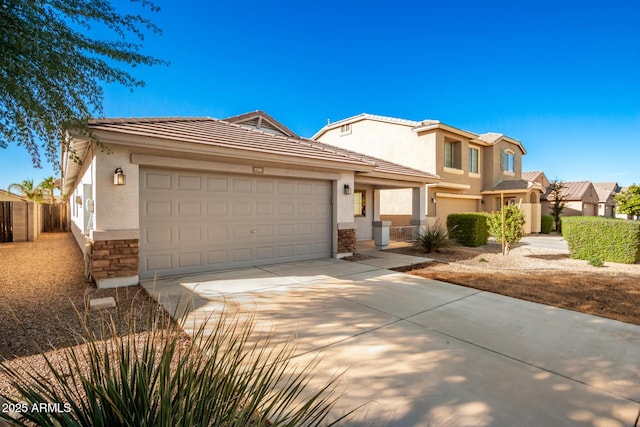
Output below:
[483,141,523,190]
[68,153,95,251]
[94,147,139,232]
[318,120,432,173]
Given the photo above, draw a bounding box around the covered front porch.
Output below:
[352,176,429,249]
[481,180,544,234]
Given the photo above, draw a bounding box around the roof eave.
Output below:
[412,123,478,139]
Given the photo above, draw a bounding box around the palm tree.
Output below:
[38,176,60,204]
[7,179,43,202]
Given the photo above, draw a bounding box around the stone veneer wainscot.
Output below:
[90,239,139,285]
[337,228,357,254]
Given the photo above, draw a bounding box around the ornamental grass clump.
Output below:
[416,221,456,253]
[0,300,351,427]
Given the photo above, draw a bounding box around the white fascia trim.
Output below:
[95,132,375,173]
[413,123,478,139]
[435,193,482,200]
[434,182,472,190]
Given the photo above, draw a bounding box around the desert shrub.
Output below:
[0,302,352,427]
[541,214,554,234]
[416,220,455,253]
[446,213,489,247]
[562,216,640,264]
[487,205,526,255]
[588,257,604,267]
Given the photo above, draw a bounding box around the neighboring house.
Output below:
[541,181,599,217]
[521,171,550,189]
[313,114,542,235]
[593,182,622,218]
[0,189,41,242]
[61,112,439,288]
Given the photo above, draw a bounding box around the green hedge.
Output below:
[562,216,640,264]
[541,214,554,234]
[447,213,489,247]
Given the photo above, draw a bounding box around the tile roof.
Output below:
[541,181,592,201]
[521,171,544,182]
[593,182,620,193]
[224,110,298,138]
[594,186,615,203]
[84,116,439,182]
[477,132,503,143]
[488,180,537,191]
[88,117,373,166]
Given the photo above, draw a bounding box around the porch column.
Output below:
[410,186,426,238]
[373,188,381,221]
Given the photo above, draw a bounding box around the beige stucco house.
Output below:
[61,111,439,288]
[540,181,600,217]
[313,114,542,236]
[593,182,621,218]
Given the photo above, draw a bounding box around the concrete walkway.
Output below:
[141,257,640,426]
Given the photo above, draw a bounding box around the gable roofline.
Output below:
[411,122,478,139]
[594,186,616,203]
[223,110,299,138]
[312,113,427,139]
[541,180,595,201]
[63,115,439,194]
[312,113,527,154]
[477,132,526,155]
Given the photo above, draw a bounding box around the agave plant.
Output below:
[416,220,456,253]
[0,300,352,426]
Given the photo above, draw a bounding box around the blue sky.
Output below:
[1,0,639,191]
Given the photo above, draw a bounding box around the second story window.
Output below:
[469,147,479,174]
[501,149,515,173]
[444,140,462,169]
[340,124,352,135]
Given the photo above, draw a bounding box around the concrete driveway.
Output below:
[142,258,640,426]
[515,234,570,253]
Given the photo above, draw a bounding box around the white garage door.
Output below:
[139,168,332,278]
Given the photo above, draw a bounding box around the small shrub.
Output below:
[416,221,455,253]
[562,216,640,264]
[0,302,353,426]
[487,205,526,255]
[588,257,604,267]
[446,213,489,247]
[541,214,554,234]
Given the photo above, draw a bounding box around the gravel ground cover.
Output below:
[0,232,156,399]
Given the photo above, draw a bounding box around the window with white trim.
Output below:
[501,149,515,173]
[340,124,352,135]
[468,147,479,174]
[444,140,462,169]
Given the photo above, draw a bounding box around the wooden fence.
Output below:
[0,201,12,242]
[42,203,70,232]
